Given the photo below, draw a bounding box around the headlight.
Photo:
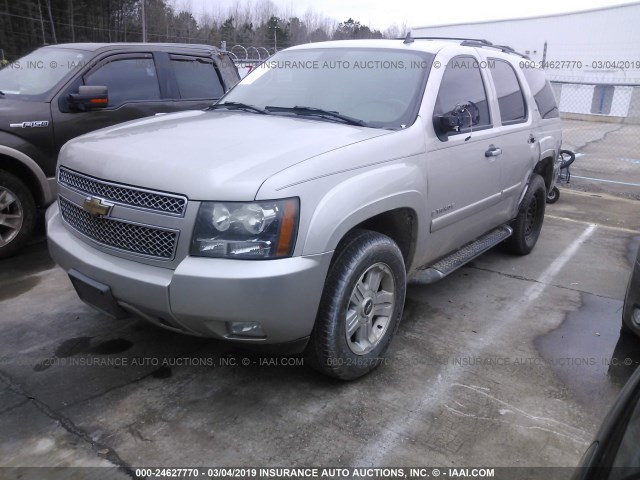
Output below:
[190,198,299,259]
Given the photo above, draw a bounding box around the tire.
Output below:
[546,186,560,204]
[504,174,546,256]
[0,171,36,259]
[305,230,406,380]
[621,319,634,336]
[559,150,575,169]
[621,294,639,337]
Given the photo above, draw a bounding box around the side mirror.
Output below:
[433,112,462,141]
[68,86,108,111]
[433,102,480,142]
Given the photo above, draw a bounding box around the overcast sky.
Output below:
[187,0,640,30]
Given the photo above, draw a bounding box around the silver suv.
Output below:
[46,37,562,379]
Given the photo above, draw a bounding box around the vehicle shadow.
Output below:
[607,332,640,384]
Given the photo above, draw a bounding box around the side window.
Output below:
[170,55,225,99]
[434,56,491,135]
[85,56,160,107]
[216,55,241,90]
[522,68,560,119]
[488,59,527,124]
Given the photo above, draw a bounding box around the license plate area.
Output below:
[68,269,128,319]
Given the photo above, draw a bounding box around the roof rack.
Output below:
[460,39,530,59]
[402,33,492,44]
[401,33,530,59]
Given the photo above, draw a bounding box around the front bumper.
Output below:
[46,203,333,345]
[622,258,640,335]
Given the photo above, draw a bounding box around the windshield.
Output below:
[221,48,434,129]
[0,47,88,99]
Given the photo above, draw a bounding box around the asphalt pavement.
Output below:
[1,188,639,477]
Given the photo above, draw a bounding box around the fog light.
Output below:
[229,321,266,337]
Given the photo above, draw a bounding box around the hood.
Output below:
[60,110,391,200]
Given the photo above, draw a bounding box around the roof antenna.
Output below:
[404,32,414,44]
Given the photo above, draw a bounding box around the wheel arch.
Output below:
[304,190,424,273]
[0,146,52,206]
[347,208,418,272]
[533,155,555,192]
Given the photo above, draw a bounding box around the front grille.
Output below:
[58,167,187,216]
[59,197,178,259]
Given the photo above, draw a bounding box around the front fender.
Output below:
[254,122,428,259]
[301,162,427,257]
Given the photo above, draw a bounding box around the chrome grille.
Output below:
[58,167,187,216]
[59,197,178,259]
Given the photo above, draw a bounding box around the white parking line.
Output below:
[546,215,640,234]
[571,175,640,188]
[355,224,597,466]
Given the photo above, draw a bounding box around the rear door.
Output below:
[480,52,537,219]
[166,53,226,110]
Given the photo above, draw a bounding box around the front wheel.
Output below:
[546,186,560,204]
[305,230,406,380]
[504,174,546,255]
[0,171,36,259]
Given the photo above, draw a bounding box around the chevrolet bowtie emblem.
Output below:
[83,197,113,217]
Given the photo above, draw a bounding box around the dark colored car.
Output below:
[572,365,640,479]
[622,244,640,337]
[0,42,240,258]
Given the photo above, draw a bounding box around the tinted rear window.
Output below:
[522,68,559,119]
[488,59,527,124]
[171,55,225,100]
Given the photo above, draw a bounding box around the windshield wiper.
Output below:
[265,106,368,127]
[208,102,269,114]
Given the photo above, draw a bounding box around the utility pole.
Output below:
[37,0,47,45]
[45,0,57,43]
[270,20,278,52]
[68,0,75,42]
[141,0,147,43]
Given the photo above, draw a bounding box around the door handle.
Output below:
[485,146,502,157]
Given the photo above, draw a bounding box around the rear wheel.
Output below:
[504,174,546,255]
[0,171,36,259]
[305,230,406,380]
[546,186,560,204]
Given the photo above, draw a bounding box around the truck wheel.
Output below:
[504,174,546,256]
[305,230,406,380]
[621,319,634,336]
[0,171,36,259]
[621,292,638,337]
[546,186,560,204]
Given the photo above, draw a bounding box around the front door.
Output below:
[424,54,504,260]
[51,53,171,151]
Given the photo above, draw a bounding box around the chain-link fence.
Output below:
[553,81,640,200]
